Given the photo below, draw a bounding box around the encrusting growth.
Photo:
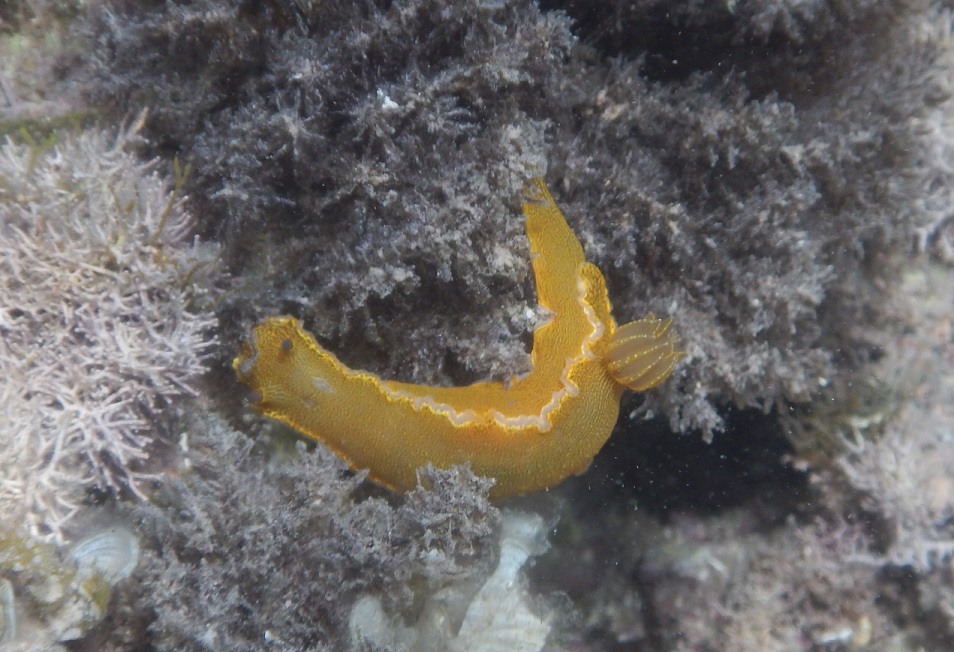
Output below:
[234,179,682,497]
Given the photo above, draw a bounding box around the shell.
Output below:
[68,527,139,584]
[0,578,15,643]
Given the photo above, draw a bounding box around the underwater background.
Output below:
[2,0,954,649]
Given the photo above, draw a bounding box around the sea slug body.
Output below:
[234,179,682,498]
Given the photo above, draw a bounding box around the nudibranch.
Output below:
[234,179,682,498]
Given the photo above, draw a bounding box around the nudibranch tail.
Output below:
[604,313,683,391]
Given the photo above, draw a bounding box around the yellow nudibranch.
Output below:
[234,179,682,498]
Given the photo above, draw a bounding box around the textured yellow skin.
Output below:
[234,179,673,498]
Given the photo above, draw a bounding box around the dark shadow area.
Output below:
[540,0,742,82]
[573,405,809,521]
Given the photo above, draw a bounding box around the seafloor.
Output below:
[2,1,954,650]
